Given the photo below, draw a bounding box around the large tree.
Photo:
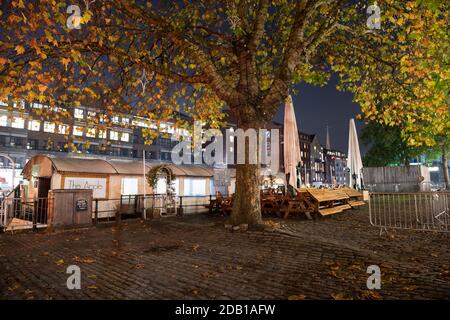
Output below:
[361,122,423,167]
[0,0,447,224]
[332,1,449,188]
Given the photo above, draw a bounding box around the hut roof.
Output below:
[22,155,214,177]
[51,157,117,174]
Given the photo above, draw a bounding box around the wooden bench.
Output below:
[319,204,352,216]
[339,188,366,208]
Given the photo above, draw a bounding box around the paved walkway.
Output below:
[1,207,449,300]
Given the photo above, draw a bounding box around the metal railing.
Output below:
[0,197,48,231]
[93,194,216,224]
[369,192,450,234]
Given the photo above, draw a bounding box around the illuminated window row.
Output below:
[0,116,129,142]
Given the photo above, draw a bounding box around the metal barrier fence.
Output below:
[93,194,216,224]
[369,192,450,234]
[0,198,48,231]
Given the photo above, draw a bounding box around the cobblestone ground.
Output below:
[0,206,449,300]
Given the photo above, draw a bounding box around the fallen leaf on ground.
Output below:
[8,284,20,291]
[331,293,352,300]
[54,259,64,266]
[359,290,382,300]
[73,256,96,264]
[403,285,418,291]
[288,294,306,300]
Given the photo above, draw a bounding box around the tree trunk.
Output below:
[230,163,262,226]
[442,145,450,190]
[229,117,264,227]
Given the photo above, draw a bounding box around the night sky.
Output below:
[274,74,367,155]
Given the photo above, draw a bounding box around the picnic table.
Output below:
[208,193,233,215]
[302,188,351,216]
[208,187,364,219]
[276,190,314,219]
[339,187,366,208]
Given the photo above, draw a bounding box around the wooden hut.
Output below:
[21,155,214,218]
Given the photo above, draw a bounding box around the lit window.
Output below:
[86,127,96,138]
[149,122,158,129]
[110,130,119,140]
[133,119,150,128]
[0,100,8,107]
[166,125,174,134]
[73,126,84,136]
[13,100,25,109]
[58,124,69,135]
[44,122,55,133]
[112,116,119,124]
[121,178,138,195]
[74,108,84,119]
[32,103,40,109]
[0,115,8,126]
[98,129,107,139]
[120,132,129,142]
[122,117,130,125]
[11,117,25,129]
[87,111,96,119]
[184,178,206,196]
[28,120,41,131]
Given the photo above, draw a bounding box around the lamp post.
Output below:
[142,150,147,219]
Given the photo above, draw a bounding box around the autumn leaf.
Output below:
[359,290,382,300]
[331,293,352,300]
[61,57,71,70]
[403,285,418,291]
[38,84,47,93]
[288,294,306,300]
[15,45,25,55]
[54,259,64,266]
[24,289,33,295]
[73,256,96,264]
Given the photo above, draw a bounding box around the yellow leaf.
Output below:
[15,45,25,55]
[55,259,64,266]
[61,57,71,70]
[38,84,47,93]
[288,294,306,300]
[331,293,351,300]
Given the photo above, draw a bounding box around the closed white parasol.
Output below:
[283,95,302,188]
[347,118,363,190]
